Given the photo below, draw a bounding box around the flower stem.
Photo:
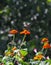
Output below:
[13,34,15,41]
[22,34,26,42]
[41,48,44,52]
[20,34,26,48]
[44,49,47,56]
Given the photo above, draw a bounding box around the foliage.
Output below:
[0,29,51,65]
[0,0,51,65]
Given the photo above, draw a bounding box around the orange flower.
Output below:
[41,38,48,42]
[33,54,44,60]
[43,42,51,49]
[9,29,18,34]
[20,29,30,35]
[12,46,17,51]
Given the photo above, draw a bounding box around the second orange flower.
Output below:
[20,29,30,35]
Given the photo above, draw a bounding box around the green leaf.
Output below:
[27,39,36,52]
[6,62,14,65]
[47,0,51,3]
[45,59,51,64]
[14,55,23,62]
[0,10,3,14]
[37,6,41,12]
[20,61,29,65]
[20,49,28,56]
[36,52,43,55]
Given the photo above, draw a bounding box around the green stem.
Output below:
[13,34,15,41]
[22,34,26,42]
[44,49,47,56]
[41,48,44,52]
[37,61,41,65]
[20,34,26,48]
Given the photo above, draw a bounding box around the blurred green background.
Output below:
[0,0,51,57]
